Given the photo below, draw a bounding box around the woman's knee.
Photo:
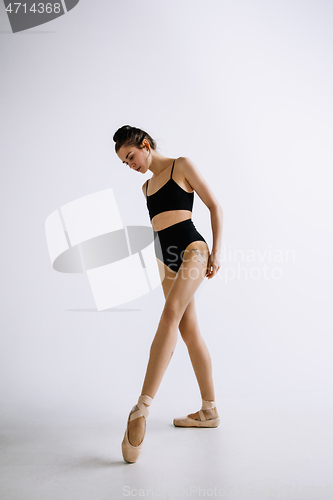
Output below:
[179,320,201,346]
[180,328,202,347]
[161,301,183,326]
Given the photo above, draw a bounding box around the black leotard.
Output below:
[144,158,208,273]
[146,159,194,221]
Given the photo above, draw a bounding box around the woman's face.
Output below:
[117,144,149,174]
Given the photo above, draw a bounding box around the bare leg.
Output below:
[178,296,219,421]
[127,241,209,446]
[140,242,210,396]
[158,260,218,420]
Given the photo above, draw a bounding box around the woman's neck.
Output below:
[148,150,174,176]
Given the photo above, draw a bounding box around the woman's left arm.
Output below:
[179,157,223,279]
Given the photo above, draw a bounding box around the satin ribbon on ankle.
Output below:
[198,399,216,421]
[129,394,153,422]
[201,399,216,410]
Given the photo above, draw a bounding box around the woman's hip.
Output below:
[153,218,208,258]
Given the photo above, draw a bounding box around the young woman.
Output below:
[113,125,223,463]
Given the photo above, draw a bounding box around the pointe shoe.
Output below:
[173,399,220,428]
[121,394,153,463]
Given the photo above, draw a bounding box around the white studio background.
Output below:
[1,0,333,498]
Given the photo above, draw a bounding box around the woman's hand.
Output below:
[206,250,221,279]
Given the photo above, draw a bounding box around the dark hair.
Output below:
[113,125,157,153]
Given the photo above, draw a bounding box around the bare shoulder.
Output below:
[176,156,222,211]
[176,156,204,184]
[177,156,198,172]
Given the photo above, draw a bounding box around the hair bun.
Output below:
[113,125,132,143]
[113,125,156,153]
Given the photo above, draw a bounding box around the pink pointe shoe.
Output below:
[121,394,153,463]
[173,399,220,428]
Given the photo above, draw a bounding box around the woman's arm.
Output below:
[178,157,223,279]
[142,180,148,199]
[207,206,223,279]
[209,205,223,253]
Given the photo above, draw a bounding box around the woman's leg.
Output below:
[160,270,218,421]
[141,241,209,397]
[127,241,209,446]
[159,265,217,410]
[178,296,219,421]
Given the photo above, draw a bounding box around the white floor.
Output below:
[0,390,331,500]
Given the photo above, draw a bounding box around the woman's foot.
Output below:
[173,399,220,428]
[187,406,219,421]
[127,403,148,446]
[122,395,153,463]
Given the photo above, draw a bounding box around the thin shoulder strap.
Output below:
[170,159,176,179]
[146,179,149,195]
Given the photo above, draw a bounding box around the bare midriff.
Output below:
[151,210,192,232]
